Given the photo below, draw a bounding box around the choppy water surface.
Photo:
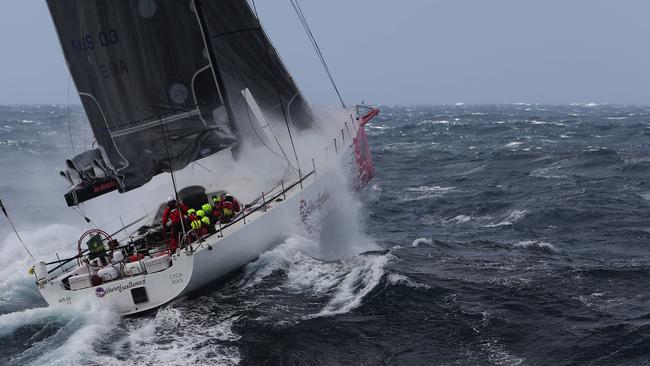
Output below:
[1,104,650,365]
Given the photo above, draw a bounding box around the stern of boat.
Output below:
[38,252,194,316]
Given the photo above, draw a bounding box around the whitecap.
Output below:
[530,167,567,179]
[315,253,391,317]
[412,238,433,247]
[387,273,430,289]
[110,306,242,366]
[513,240,558,253]
[447,215,473,224]
[480,337,525,366]
[483,209,527,228]
[400,186,455,202]
[504,141,523,148]
[418,120,450,126]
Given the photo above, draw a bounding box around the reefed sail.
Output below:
[47,0,238,196]
[47,0,317,205]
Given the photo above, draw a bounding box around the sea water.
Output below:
[1,104,650,365]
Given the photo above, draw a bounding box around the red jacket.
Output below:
[218,198,240,214]
[162,202,189,226]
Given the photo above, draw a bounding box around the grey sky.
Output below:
[1,1,649,105]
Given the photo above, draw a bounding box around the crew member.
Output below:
[226,194,241,213]
[188,209,201,230]
[196,209,213,235]
[201,203,213,217]
[212,195,222,221]
[161,196,189,253]
[216,193,241,223]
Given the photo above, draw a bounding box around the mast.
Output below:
[193,0,238,130]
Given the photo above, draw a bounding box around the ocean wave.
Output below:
[417,119,450,126]
[400,186,455,202]
[239,235,392,319]
[0,225,81,292]
[315,253,391,317]
[113,306,241,366]
[483,209,528,228]
[5,302,120,366]
[479,337,525,366]
[441,214,491,226]
[412,238,433,247]
[513,240,559,253]
[530,164,569,179]
[387,273,431,289]
[504,141,524,148]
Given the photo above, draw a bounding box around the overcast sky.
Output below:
[1,0,649,105]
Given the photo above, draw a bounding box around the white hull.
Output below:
[36,111,374,316]
[184,170,332,293]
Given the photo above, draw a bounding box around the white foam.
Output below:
[412,238,433,247]
[241,233,389,319]
[4,300,120,366]
[418,120,450,125]
[0,306,72,337]
[513,240,558,253]
[315,253,391,317]
[483,209,527,228]
[387,273,430,289]
[112,307,241,366]
[480,337,525,366]
[0,224,82,300]
[401,186,455,202]
[451,215,473,223]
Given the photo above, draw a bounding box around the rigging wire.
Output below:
[251,0,258,17]
[0,199,36,262]
[247,3,303,175]
[214,31,294,171]
[66,75,76,156]
[290,0,346,108]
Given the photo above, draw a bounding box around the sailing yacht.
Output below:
[31,0,378,315]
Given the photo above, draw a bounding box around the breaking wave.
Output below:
[240,234,391,319]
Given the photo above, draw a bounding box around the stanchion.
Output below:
[262,191,267,212]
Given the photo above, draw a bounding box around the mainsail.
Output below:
[47,0,314,205]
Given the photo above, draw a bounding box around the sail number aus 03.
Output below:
[70,29,120,53]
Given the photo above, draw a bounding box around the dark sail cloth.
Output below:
[46,0,316,203]
[46,0,238,192]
